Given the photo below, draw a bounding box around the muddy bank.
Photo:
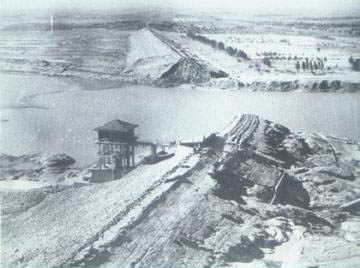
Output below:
[0,153,84,190]
[200,77,360,92]
[244,79,360,92]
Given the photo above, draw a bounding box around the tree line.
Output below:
[187,32,249,60]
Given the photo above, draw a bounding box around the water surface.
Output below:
[1,73,359,166]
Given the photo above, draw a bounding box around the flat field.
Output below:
[0,29,129,77]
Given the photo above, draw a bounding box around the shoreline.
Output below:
[1,69,360,93]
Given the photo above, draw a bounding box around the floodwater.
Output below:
[1,73,359,167]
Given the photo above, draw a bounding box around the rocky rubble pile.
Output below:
[212,115,360,212]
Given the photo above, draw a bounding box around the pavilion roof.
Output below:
[94,119,138,133]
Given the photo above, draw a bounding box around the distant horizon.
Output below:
[1,0,360,17]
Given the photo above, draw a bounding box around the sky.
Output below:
[1,0,360,16]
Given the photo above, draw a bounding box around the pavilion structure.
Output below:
[89,119,138,182]
[88,119,177,183]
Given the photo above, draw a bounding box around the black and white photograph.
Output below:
[1,0,360,267]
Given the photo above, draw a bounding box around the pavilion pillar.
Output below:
[126,145,130,168]
[131,145,135,167]
[117,157,122,169]
[151,144,157,163]
[99,157,103,170]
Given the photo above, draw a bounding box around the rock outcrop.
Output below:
[159,58,211,86]
[211,115,360,211]
[157,57,228,87]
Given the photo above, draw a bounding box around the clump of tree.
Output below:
[295,57,325,73]
[349,55,354,64]
[187,32,249,60]
[218,41,225,50]
[209,40,217,49]
[237,50,248,59]
[226,46,238,56]
[314,62,318,71]
[353,59,360,71]
[223,44,249,60]
[263,58,271,67]
[349,56,360,71]
[187,32,215,47]
[302,61,306,71]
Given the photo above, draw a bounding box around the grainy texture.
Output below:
[2,115,360,268]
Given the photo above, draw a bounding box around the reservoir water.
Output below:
[1,73,359,167]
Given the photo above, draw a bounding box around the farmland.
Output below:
[0,28,130,79]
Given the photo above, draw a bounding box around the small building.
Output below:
[87,119,177,183]
[89,119,138,182]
